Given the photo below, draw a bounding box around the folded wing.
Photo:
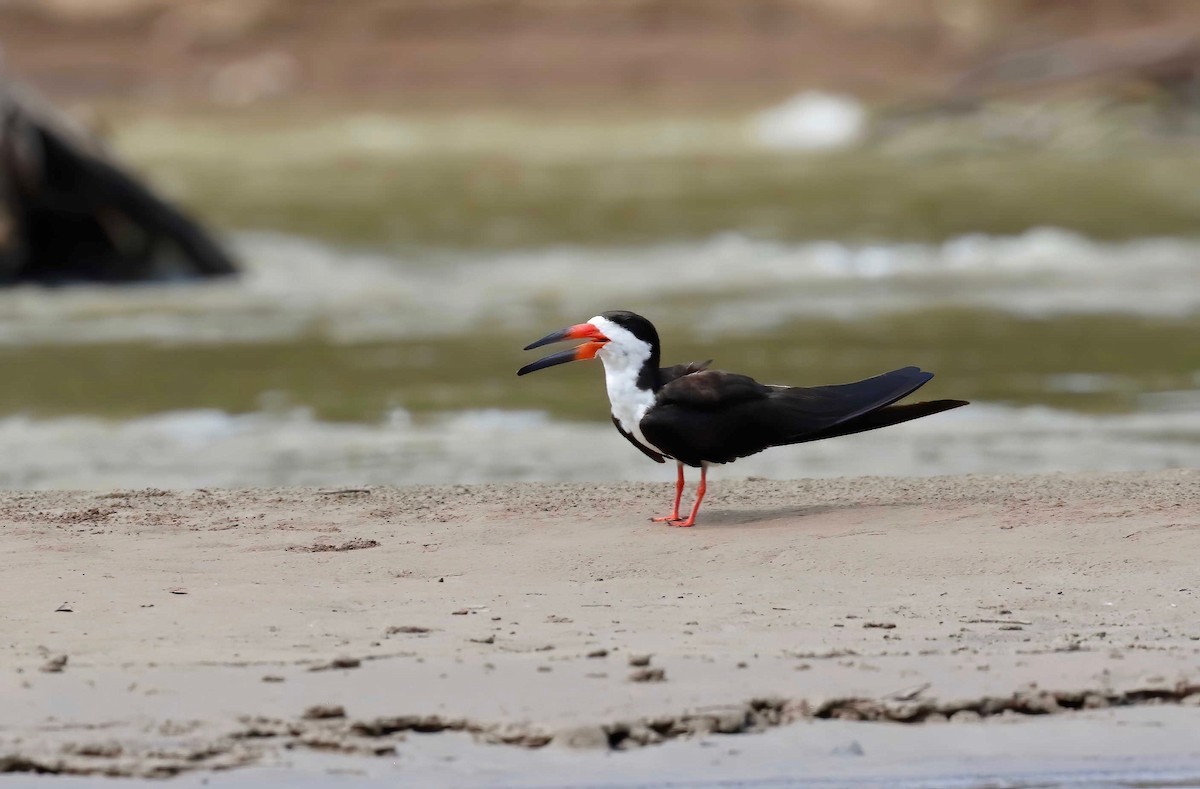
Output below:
[640,366,966,465]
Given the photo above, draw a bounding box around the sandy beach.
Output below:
[2,471,1199,785]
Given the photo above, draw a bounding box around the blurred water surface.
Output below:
[0,102,1196,487]
[0,224,1196,488]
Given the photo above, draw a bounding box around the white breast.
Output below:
[590,315,668,457]
[607,366,662,453]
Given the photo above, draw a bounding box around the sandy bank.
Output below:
[2,471,1199,783]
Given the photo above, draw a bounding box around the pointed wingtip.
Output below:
[892,366,934,385]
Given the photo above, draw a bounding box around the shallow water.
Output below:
[0,229,1196,488]
[2,229,1199,346]
[0,403,1197,490]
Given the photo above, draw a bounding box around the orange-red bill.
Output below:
[522,323,608,351]
[517,340,605,376]
[518,323,609,376]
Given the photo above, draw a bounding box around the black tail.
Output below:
[782,399,969,446]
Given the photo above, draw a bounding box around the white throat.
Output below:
[589,315,662,454]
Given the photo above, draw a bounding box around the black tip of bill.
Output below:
[517,345,581,376]
[523,327,571,351]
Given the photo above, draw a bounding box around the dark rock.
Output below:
[38,654,67,673]
[628,668,666,683]
[0,77,237,285]
[302,704,346,720]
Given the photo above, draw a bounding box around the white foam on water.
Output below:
[0,228,1196,344]
[0,403,1196,490]
[750,91,867,151]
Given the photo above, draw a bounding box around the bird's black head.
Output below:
[596,310,660,350]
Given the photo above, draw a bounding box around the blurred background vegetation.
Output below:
[10,0,1200,246]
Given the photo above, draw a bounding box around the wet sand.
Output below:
[2,471,1200,784]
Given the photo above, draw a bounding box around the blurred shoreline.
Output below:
[6,0,1200,108]
[96,105,1200,248]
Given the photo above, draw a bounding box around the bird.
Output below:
[518,310,968,527]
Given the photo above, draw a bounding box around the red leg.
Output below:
[651,463,685,522]
[671,465,707,527]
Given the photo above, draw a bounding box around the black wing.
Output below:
[608,361,709,463]
[641,366,962,466]
[611,415,666,463]
[767,366,936,441]
[658,359,712,387]
[640,370,772,465]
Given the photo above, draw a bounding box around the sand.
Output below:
[2,471,1200,785]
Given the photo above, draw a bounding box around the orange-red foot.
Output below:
[669,517,696,527]
[650,514,681,523]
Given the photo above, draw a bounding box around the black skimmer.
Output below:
[518,310,968,527]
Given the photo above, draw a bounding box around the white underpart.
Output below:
[589,315,667,457]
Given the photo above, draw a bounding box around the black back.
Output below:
[641,366,966,466]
